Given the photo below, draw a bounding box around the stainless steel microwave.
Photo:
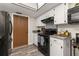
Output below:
[68,6,79,23]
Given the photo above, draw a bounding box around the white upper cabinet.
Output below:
[50,37,63,56]
[54,3,68,24]
[36,9,54,26]
[42,9,54,18]
[48,9,54,17]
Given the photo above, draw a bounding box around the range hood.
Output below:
[41,16,54,24]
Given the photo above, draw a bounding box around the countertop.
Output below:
[50,35,72,40]
[73,43,79,48]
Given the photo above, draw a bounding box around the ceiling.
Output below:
[0,3,61,18]
[19,3,45,10]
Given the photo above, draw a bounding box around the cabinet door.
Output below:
[55,39,63,56]
[50,38,55,56]
[54,4,68,24]
[50,38,63,56]
[75,48,79,56]
[33,33,38,46]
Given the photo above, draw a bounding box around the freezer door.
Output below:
[0,11,9,56]
[0,12,5,38]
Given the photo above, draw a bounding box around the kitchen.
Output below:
[33,3,79,56]
[0,3,79,56]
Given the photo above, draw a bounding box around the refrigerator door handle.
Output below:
[0,34,5,40]
[9,21,12,35]
[0,35,3,39]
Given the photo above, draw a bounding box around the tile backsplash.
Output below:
[58,24,79,39]
[46,23,57,29]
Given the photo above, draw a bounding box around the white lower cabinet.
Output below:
[50,36,71,56]
[75,48,79,56]
[50,37,63,56]
[33,33,38,46]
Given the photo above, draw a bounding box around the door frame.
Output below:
[10,13,29,49]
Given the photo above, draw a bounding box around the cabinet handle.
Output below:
[61,46,63,49]
[51,44,52,46]
[64,20,66,22]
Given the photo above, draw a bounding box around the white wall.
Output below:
[46,23,57,29]
[10,13,36,49]
[58,24,79,39]
[36,15,45,26]
[28,17,37,45]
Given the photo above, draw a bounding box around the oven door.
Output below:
[38,34,50,56]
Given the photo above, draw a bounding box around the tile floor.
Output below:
[10,45,44,56]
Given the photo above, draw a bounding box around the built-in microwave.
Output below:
[68,6,79,24]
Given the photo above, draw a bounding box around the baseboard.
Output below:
[33,44,38,48]
[13,45,28,50]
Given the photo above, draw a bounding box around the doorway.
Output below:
[13,15,28,48]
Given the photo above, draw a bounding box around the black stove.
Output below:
[38,28,57,56]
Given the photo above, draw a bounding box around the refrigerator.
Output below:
[0,11,12,56]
